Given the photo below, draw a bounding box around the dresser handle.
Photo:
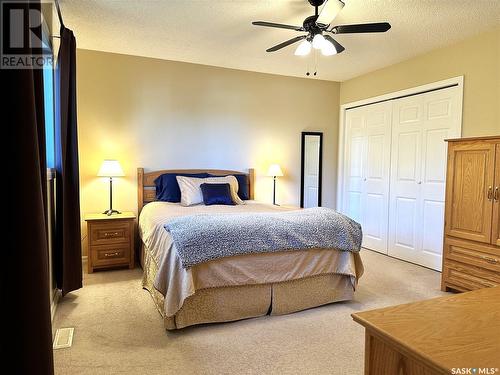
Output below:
[104,232,119,237]
[482,256,498,264]
[104,251,120,258]
[494,187,499,201]
[487,186,493,200]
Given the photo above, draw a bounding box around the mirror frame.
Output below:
[300,131,323,208]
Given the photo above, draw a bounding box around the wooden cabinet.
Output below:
[85,212,136,273]
[442,136,500,292]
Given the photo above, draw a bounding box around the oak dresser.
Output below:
[442,136,500,292]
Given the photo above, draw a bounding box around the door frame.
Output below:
[336,76,464,211]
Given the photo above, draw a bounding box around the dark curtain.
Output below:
[54,26,82,295]
[4,2,54,373]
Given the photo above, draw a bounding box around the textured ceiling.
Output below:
[60,0,500,81]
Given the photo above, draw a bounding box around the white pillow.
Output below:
[176,175,244,206]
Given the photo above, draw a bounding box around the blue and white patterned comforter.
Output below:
[164,207,362,268]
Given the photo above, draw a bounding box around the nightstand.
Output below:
[84,212,136,273]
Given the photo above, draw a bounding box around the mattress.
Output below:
[139,201,364,317]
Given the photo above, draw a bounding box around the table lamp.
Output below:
[98,159,125,216]
[267,164,283,205]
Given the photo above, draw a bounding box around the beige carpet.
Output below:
[53,250,448,375]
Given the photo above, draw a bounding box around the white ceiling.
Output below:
[60,0,500,82]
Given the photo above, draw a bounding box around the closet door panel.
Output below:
[364,193,384,242]
[421,199,445,257]
[363,102,392,252]
[344,133,365,225]
[343,102,391,254]
[389,96,423,263]
[394,197,418,249]
[396,131,420,181]
[418,88,461,268]
[363,134,385,245]
[389,87,461,270]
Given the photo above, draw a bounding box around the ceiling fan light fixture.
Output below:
[294,40,312,56]
[321,40,337,56]
[312,33,326,49]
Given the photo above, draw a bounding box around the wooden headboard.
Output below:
[137,168,255,215]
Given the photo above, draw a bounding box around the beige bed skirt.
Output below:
[142,246,355,330]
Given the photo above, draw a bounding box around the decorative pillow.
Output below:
[209,173,250,200]
[200,183,235,206]
[176,175,244,206]
[154,173,209,202]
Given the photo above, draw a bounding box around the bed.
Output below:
[138,168,364,330]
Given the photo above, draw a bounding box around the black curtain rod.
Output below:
[55,0,65,28]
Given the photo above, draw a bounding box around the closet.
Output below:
[342,85,462,270]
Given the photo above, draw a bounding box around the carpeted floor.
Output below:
[53,249,448,375]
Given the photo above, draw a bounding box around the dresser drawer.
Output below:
[443,260,499,291]
[89,221,131,246]
[91,244,130,268]
[444,237,500,273]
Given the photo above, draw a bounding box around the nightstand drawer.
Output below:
[91,244,130,267]
[89,222,131,246]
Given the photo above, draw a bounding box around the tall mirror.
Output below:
[300,132,323,208]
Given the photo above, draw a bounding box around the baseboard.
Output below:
[51,288,61,323]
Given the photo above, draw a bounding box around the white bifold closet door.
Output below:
[388,86,461,270]
[343,101,392,254]
[343,85,461,270]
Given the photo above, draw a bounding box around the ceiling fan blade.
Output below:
[266,35,307,52]
[324,35,345,54]
[316,0,345,26]
[252,21,304,32]
[330,22,391,34]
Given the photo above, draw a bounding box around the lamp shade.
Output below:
[267,164,284,177]
[97,159,125,177]
[294,40,311,56]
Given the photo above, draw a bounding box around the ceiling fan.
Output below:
[252,0,391,57]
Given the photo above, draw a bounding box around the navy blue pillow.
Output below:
[200,183,235,206]
[154,173,209,202]
[208,174,250,200]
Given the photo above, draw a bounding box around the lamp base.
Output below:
[103,209,121,216]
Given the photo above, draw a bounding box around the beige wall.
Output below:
[77,26,499,254]
[77,49,340,251]
[340,27,500,137]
